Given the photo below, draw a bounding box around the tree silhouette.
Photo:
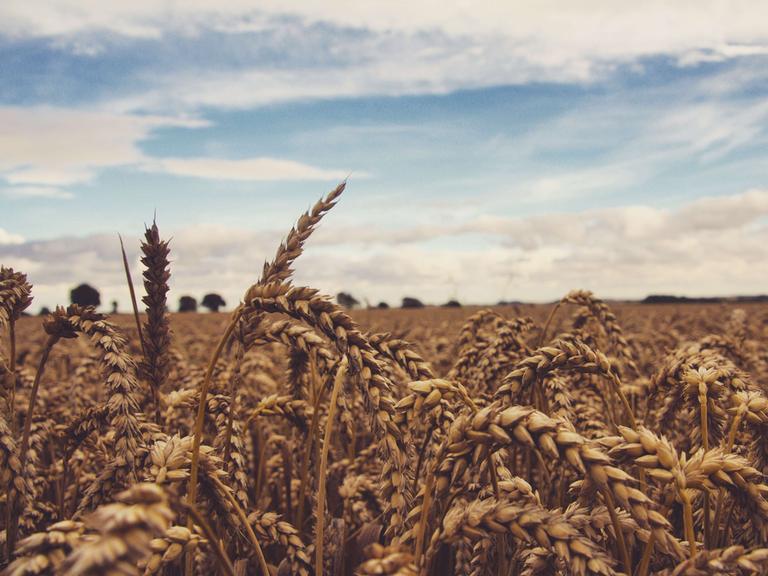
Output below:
[178,295,197,313]
[70,284,100,307]
[39,306,51,316]
[336,292,360,309]
[376,301,390,309]
[401,296,424,309]
[442,299,461,307]
[201,293,226,312]
[111,300,119,314]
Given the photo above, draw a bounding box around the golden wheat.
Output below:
[2,183,768,575]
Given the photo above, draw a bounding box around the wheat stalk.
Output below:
[244,283,411,533]
[140,221,172,423]
[184,183,346,575]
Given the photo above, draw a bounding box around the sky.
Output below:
[1,1,768,311]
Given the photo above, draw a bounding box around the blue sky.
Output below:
[1,2,768,310]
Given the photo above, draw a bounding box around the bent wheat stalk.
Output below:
[185,183,345,575]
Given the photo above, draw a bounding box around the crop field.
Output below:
[2,185,768,576]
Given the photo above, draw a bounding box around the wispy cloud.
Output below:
[652,100,768,160]
[108,44,595,113]
[0,106,358,196]
[0,228,24,245]
[144,157,357,182]
[520,165,637,202]
[2,186,73,199]
[0,106,205,188]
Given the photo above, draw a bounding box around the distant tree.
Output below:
[336,292,360,309]
[735,295,768,302]
[642,294,723,305]
[70,283,100,307]
[39,306,51,316]
[442,299,461,308]
[179,295,197,313]
[111,300,119,314]
[401,297,424,309]
[376,301,390,309]
[201,293,226,312]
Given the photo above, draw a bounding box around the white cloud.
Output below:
[677,188,768,230]
[0,228,24,245]
[2,186,74,199]
[146,156,355,181]
[3,188,767,309]
[0,106,356,193]
[0,106,205,188]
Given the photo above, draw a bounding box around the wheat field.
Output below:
[2,183,768,575]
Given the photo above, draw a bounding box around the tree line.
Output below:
[336,291,462,310]
[38,283,229,315]
[40,284,462,315]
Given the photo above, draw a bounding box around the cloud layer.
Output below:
[2,188,766,311]
[3,2,768,112]
[4,2,767,63]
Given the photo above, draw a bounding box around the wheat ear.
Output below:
[140,220,172,422]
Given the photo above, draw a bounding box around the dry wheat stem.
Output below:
[316,357,349,576]
[179,502,236,576]
[210,473,270,576]
[184,306,242,575]
[119,234,147,361]
[7,334,61,555]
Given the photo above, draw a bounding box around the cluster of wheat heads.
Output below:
[2,184,768,575]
